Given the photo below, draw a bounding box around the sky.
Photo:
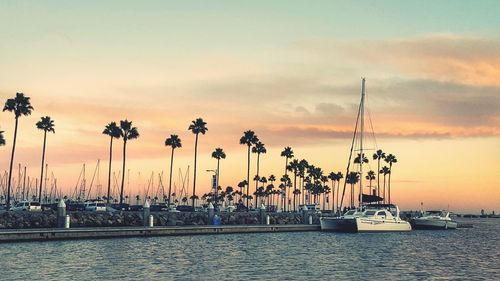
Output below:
[0,1,499,213]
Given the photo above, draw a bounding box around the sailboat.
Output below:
[320,78,411,232]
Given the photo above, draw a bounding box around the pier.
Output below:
[0,224,320,243]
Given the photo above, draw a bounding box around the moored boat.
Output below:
[411,210,457,230]
[320,78,411,233]
[321,204,411,232]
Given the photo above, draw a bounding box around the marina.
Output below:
[0,1,499,280]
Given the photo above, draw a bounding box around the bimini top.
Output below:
[361,194,384,203]
[363,203,397,209]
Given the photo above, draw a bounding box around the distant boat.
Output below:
[411,210,458,230]
[320,78,411,232]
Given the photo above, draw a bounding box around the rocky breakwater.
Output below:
[0,210,320,229]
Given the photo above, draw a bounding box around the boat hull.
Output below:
[412,219,457,230]
[355,218,412,232]
[320,217,357,232]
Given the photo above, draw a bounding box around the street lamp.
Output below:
[206,169,218,207]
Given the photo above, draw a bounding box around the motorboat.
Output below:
[411,210,457,230]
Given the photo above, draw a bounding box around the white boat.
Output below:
[321,204,411,232]
[412,210,457,230]
[320,209,363,232]
[320,78,411,232]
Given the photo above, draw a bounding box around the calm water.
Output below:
[0,219,499,280]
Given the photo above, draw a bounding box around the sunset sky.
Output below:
[0,1,499,213]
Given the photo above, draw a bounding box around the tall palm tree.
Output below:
[118,120,139,205]
[298,159,308,205]
[165,134,182,207]
[211,147,226,206]
[287,159,300,212]
[188,118,208,208]
[281,146,294,176]
[366,170,376,195]
[380,166,390,203]
[36,116,55,203]
[252,141,266,207]
[240,130,258,208]
[3,93,33,209]
[373,149,386,197]
[384,154,398,204]
[103,122,121,204]
[346,171,360,208]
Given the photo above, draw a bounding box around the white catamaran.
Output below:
[320,78,411,232]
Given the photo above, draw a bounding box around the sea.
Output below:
[0,219,498,280]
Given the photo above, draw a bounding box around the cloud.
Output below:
[376,35,500,86]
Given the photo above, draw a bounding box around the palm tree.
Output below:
[237,180,247,204]
[366,170,376,195]
[280,174,291,211]
[240,130,258,208]
[252,141,266,207]
[188,118,208,208]
[3,93,33,209]
[118,120,139,205]
[211,147,226,206]
[103,122,121,204]
[328,172,337,212]
[259,176,267,206]
[380,166,390,203]
[36,116,55,203]
[268,174,276,207]
[384,154,398,204]
[354,153,369,164]
[281,146,294,176]
[287,159,299,212]
[298,159,308,205]
[346,171,360,208]
[165,134,182,206]
[373,149,386,197]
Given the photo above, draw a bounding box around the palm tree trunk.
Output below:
[168,147,175,206]
[120,139,127,205]
[377,159,381,197]
[192,133,199,208]
[7,117,19,209]
[331,179,335,212]
[301,177,304,206]
[384,173,386,204]
[388,164,392,204]
[38,130,47,203]
[216,158,220,207]
[336,180,340,214]
[293,174,297,211]
[106,136,113,204]
[255,153,260,207]
[246,145,250,209]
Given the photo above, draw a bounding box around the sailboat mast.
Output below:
[359,78,366,209]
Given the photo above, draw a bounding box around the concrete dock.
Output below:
[0,224,321,243]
